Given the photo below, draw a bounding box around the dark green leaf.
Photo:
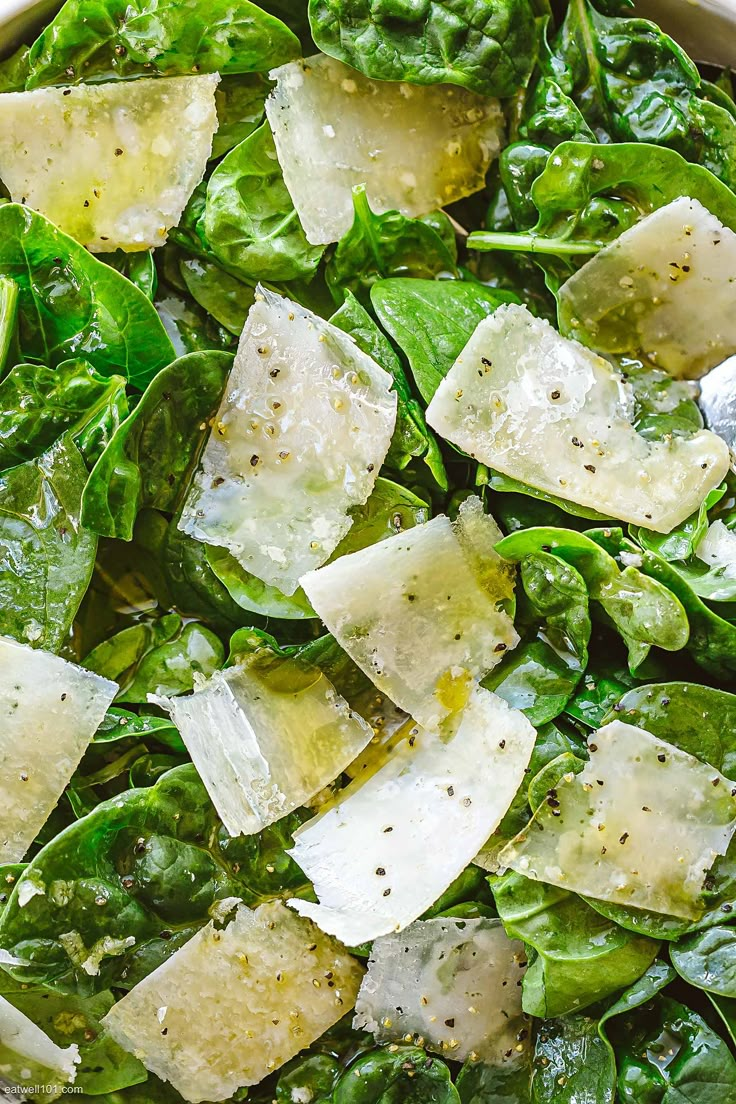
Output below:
[0,276,19,374]
[83,613,183,686]
[0,765,308,993]
[212,73,270,161]
[671,926,736,997]
[0,436,97,652]
[81,351,232,540]
[120,621,223,704]
[0,45,31,93]
[332,1045,461,1103]
[24,0,300,87]
[457,1053,532,1104]
[154,280,237,357]
[610,995,736,1104]
[0,359,127,472]
[204,123,324,282]
[0,204,175,387]
[492,872,660,1018]
[371,277,516,403]
[94,708,184,753]
[179,256,256,335]
[308,0,537,98]
[276,1054,341,1103]
[531,1015,614,1104]
[483,638,587,725]
[327,186,458,307]
[98,250,157,301]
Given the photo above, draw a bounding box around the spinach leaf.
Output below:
[498,528,690,673]
[308,0,537,98]
[469,141,736,256]
[0,204,175,387]
[154,281,237,357]
[457,1054,532,1104]
[482,637,588,726]
[97,251,157,301]
[609,995,736,1104]
[0,765,308,994]
[24,0,300,88]
[0,45,31,93]
[332,1045,461,1103]
[119,621,224,704]
[206,545,317,619]
[671,927,736,997]
[212,73,270,161]
[592,528,736,682]
[371,277,517,403]
[0,277,19,375]
[330,291,446,485]
[0,436,96,652]
[633,486,726,564]
[488,472,612,526]
[327,187,458,307]
[204,123,324,282]
[179,257,255,336]
[277,1054,341,1103]
[602,682,736,777]
[0,360,127,472]
[81,351,232,541]
[492,872,660,1018]
[531,1015,615,1104]
[83,613,183,687]
[94,709,184,753]
[6,989,147,1094]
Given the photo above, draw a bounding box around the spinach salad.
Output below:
[1,0,736,1101]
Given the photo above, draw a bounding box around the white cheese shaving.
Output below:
[300,497,518,729]
[558,197,736,379]
[0,994,79,1088]
[699,355,736,451]
[151,656,373,837]
[500,720,736,919]
[180,287,397,596]
[102,901,363,1103]
[426,304,730,533]
[265,54,503,245]
[696,520,736,576]
[0,75,219,251]
[0,636,117,863]
[289,687,536,946]
[353,917,527,1063]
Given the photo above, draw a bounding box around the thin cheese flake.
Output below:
[353,917,528,1063]
[180,288,397,596]
[0,995,79,1092]
[300,497,519,729]
[558,197,736,378]
[102,901,363,1103]
[426,304,729,534]
[697,520,736,572]
[152,656,373,837]
[289,687,536,946]
[265,54,503,244]
[0,75,219,251]
[0,636,117,863]
[699,355,736,449]
[500,720,736,919]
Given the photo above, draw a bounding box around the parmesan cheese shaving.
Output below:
[500,720,736,919]
[289,687,536,946]
[426,304,729,533]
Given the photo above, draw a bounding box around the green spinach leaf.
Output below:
[204,123,324,282]
[671,926,736,998]
[308,0,537,98]
[0,765,308,994]
[0,204,175,387]
[492,872,660,1018]
[0,436,97,652]
[212,73,270,161]
[0,360,127,472]
[371,277,517,403]
[98,250,157,301]
[332,1045,461,1103]
[179,256,255,335]
[81,351,232,541]
[0,276,19,375]
[531,1015,615,1104]
[327,187,458,307]
[24,0,300,87]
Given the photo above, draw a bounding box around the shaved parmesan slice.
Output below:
[697,520,736,573]
[499,720,736,919]
[288,687,536,947]
[353,917,527,1063]
[301,497,518,729]
[180,288,397,596]
[0,75,219,251]
[0,994,79,1093]
[426,304,729,534]
[558,197,736,379]
[265,54,503,245]
[0,637,117,863]
[152,654,373,837]
[102,901,362,1103]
